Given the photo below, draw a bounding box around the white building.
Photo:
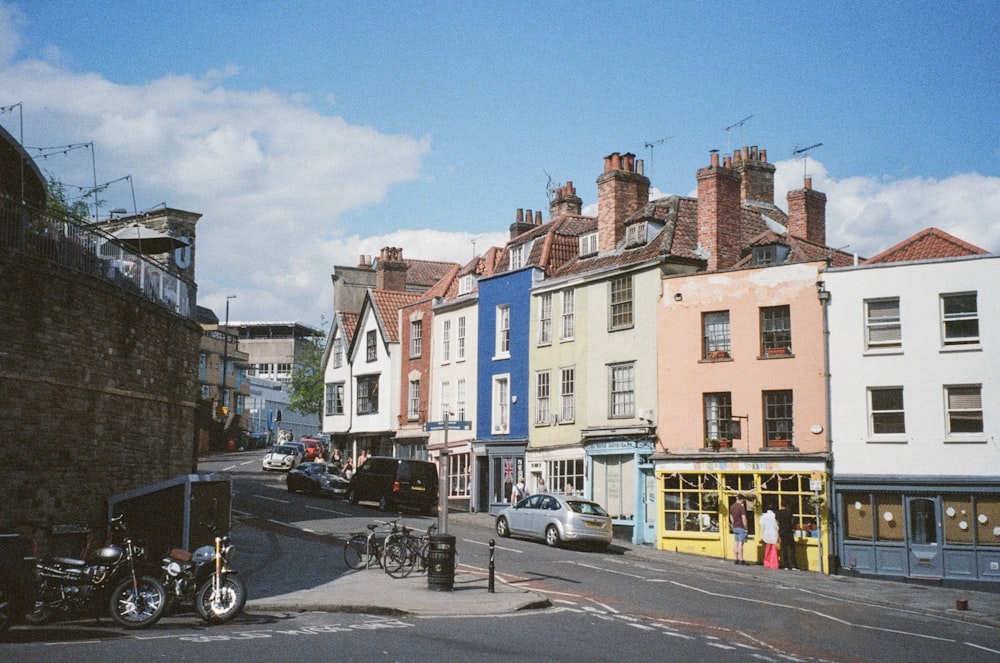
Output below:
[825,229,1000,586]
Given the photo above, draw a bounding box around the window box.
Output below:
[706,350,730,360]
[707,438,732,451]
[767,439,792,448]
[765,347,790,356]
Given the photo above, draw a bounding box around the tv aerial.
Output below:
[792,142,823,180]
[643,136,672,180]
[724,115,753,153]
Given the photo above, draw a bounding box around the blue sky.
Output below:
[1,1,997,325]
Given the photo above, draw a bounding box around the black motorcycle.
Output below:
[26,515,166,629]
[161,534,246,623]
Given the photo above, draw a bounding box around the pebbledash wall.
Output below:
[0,255,201,535]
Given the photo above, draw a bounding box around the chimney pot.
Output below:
[723,156,732,168]
[804,177,813,190]
[611,152,622,171]
[636,159,644,176]
[761,148,767,162]
[710,150,720,168]
[535,210,542,225]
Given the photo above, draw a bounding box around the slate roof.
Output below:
[733,229,856,268]
[402,259,459,289]
[863,227,988,264]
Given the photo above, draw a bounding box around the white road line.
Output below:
[463,538,522,553]
[568,560,645,579]
[255,495,288,504]
[306,504,351,516]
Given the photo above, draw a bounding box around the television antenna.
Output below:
[643,136,672,180]
[543,170,560,203]
[724,115,753,153]
[792,142,823,180]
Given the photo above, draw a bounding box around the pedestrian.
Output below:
[510,477,526,504]
[760,506,780,569]
[343,459,354,480]
[776,501,798,570]
[536,476,546,494]
[730,495,749,565]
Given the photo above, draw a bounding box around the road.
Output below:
[3,450,999,662]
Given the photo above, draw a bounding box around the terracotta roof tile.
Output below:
[340,312,359,344]
[863,227,988,264]
[371,289,422,343]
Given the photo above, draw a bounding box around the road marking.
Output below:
[463,538,522,553]
[306,504,351,516]
[255,495,288,504]
[965,641,1000,655]
[568,560,645,579]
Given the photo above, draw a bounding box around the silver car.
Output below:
[495,493,613,549]
[261,444,303,471]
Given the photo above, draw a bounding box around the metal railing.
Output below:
[0,195,196,318]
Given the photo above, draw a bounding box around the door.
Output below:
[906,497,943,578]
[640,467,656,544]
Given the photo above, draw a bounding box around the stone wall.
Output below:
[0,255,200,536]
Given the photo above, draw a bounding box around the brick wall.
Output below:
[696,152,743,271]
[0,257,200,536]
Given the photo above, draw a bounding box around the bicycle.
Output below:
[342,518,401,570]
[382,523,442,579]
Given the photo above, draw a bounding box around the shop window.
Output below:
[546,459,584,496]
[447,452,470,498]
[975,496,1000,546]
[943,496,975,545]
[662,473,720,533]
[874,494,904,542]
[724,474,757,538]
[843,492,874,541]
[758,473,816,534]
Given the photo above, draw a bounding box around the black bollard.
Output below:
[488,538,495,593]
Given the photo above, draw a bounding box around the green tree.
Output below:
[45,174,92,221]
[288,334,326,425]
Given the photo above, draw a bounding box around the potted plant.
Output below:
[768,438,792,448]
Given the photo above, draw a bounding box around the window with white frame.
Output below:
[609,363,635,418]
[492,375,510,434]
[869,387,905,436]
[456,378,467,421]
[625,221,647,248]
[448,452,471,498]
[357,375,379,414]
[547,458,585,496]
[609,275,633,330]
[579,232,598,257]
[495,305,510,357]
[458,274,474,295]
[538,293,552,345]
[366,329,377,362]
[509,242,530,270]
[535,371,551,425]
[407,380,420,420]
[441,320,451,363]
[865,298,901,350]
[945,385,983,435]
[410,320,422,357]
[561,288,575,340]
[560,367,575,423]
[703,311,731,358]
[703,392,734,443]
[440,381,450,420]
[457,316,466,360]
[333,335,344,368]
[941,292,979,346]
[326,382,345,416]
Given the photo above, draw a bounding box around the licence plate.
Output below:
[412,486,425,491]
[585,521,603,528]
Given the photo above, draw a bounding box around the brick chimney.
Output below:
[786,177,827,245]
[697,150,743,271]
[549,181,583,218]
[733,146,775,205]
[597,152,649,252]
[375,246,408,291]
[509,208,536,239]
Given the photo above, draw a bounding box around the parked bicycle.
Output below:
[342,518,402,570]
[382,522,457,579]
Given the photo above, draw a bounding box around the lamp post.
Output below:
[222,295,236,417]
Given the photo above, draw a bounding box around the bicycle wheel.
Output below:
[383,534,417,578]
[343,534,368,569]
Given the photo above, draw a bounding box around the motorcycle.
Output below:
[161,534,246,623]
[26,514,166,629]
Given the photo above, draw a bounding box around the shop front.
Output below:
[835,478,1000,587]
[427,439,473,512]
[473,440,528,514]
[583,433,656,545]
[653,455,830,572]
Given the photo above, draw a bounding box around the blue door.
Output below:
[906,497,943,578]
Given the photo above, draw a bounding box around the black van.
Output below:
[347,457,439,514]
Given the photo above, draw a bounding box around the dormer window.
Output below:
[579,232,598,257]
[458,274,475,295]
[625,222,647,248]
[509,240,532,270]
[752,243,791,266]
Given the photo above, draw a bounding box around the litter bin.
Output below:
[426,534,456,591]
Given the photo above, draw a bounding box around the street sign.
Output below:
[424,420,472,431]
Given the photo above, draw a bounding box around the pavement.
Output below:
[240,511,1000,627]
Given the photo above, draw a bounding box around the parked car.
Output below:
[347,456,438,514]
[261,444,303,471]
[299,438,323,462]
[286,462,350,498]
[495,493,612,550]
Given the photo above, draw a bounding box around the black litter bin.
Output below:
[426,534,456,591]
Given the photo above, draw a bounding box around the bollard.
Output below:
[488,538,495,593]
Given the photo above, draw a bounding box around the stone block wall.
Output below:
[0,255,200,537]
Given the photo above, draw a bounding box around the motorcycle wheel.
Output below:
[194,574,247,624]
[23,602,52,626]
[108,575,167,628]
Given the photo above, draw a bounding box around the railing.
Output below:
[0,195,196,318]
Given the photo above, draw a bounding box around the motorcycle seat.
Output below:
[169,548,193,562]
[51,556,87,566]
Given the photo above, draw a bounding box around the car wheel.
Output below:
[545,525,560,547]
[496,516,510,538]
[347,489,358,505]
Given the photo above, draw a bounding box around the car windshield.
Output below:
[271,445,296,455]
[566,500,609,517]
